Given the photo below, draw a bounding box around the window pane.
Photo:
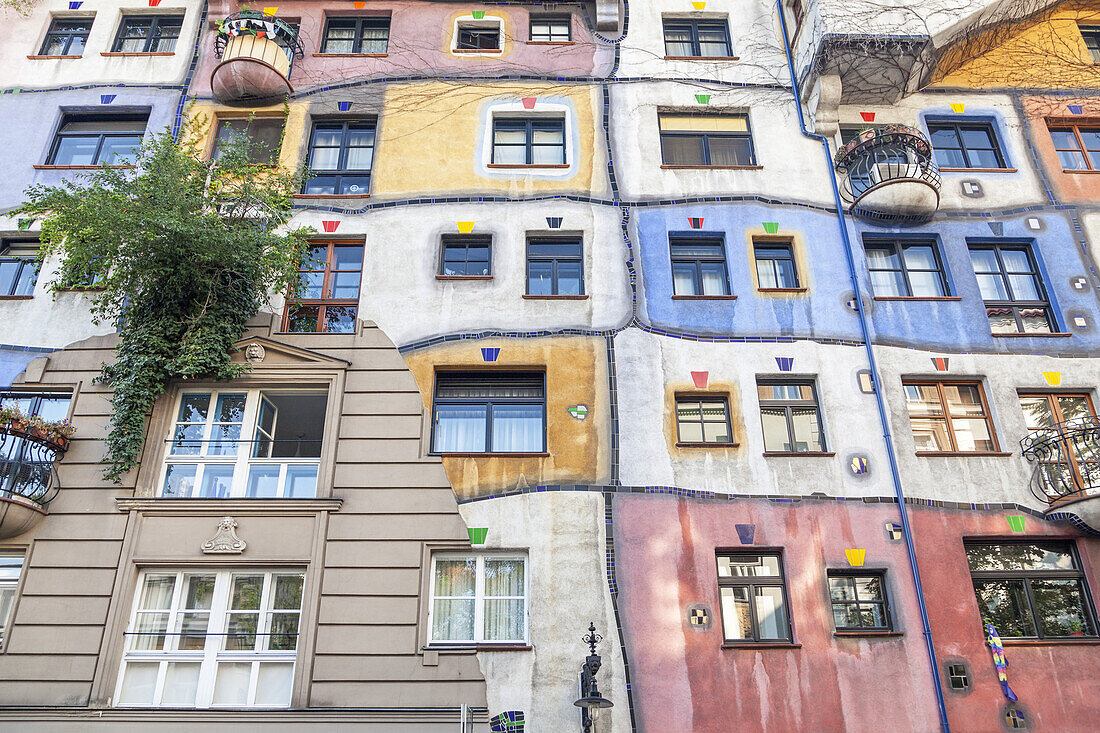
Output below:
[140,575,176,610]
[434,404,488,452]
[213,662,253,706]
[1058,149,1088,170]
[161,662,201,706]
[527,260,553,295]
[163,464,197,497]
[760,407,791,452]
[226,612,258,650]
[1007,274,1041,301]
[756,259,779,289]
[1020,308,1053,334]
[661,135,705,165]
[435,558,476,596]
[702,420,730,443]
[943,384,985,416]
[532,143,565,165]
[255,663,294,706]
[199,464,234,498]
[672,262,697,295]
[719,586,752,639]
[707,136,752,166]
[178,612,210,649]
[284,465,319,497]
[1032,579,1093,636]
[790,406,824,452]
[830,577,856,601]
[484,558,525,598]
[309,146,340,171]
[232,575,264,610]
[118,662,159,705]
[285,304,320,333]
[973,579,1036,637]
[908,270,946,297]
[855,575,883,601]
[53,137,98,166]
[245,465,280,498]
[269,612,300,650]
[754,586,788,640]
[699,262,728,295]
[98,136,142,165]
[490,404,543,452]
[131,612,170,650]
[870,269,906,297]
[483,599,524,640]
[966,543,1077,572]
[328,271,360,299]
[433,598,475,640]
[185,575,215,609]
[718,554,781,577]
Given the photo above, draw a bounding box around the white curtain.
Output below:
[483,559,524,640]
[491,405,543,452]
[435,406,487,452]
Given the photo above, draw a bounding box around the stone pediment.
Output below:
[230,337,350,369]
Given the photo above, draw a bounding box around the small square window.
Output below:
[1005,708,1027,729]
[828,571,892,631]
[716,552,792,642]
[947,663,970,690]
[669,237,730,297]
[492,117,566,166]
[320,17,389,54]
[530,15,571,42]
[112,15,183,53]
[40,17,93,56]
[440,235,492,278]
[526,237,583,295]
[675,395,733,445]
[456,22,501,51]
[754,240,799,289]
[212,118,285,165]
[0,240,40,297]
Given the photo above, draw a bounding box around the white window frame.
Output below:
[115,569,304,708]
[159,388,326,499]
[427,552,529,645]
[480,101,576,179]
[0,553,25,647]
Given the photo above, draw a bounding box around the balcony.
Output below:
[212,12,304,105]
[834,125,941,224]
[1021,416,1100,531]
[0,423,66,539]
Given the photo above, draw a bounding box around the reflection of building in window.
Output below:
[283,241,362,333]
[716,553,791,642]
[757,380,826,453]
[1018,393,1098,493]
[903,380,998,453]
[40,18,92,56]
[0,240,39,297]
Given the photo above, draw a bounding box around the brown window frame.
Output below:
[281,240,362,333]
[1018,391,1097,494]
[1047,118,1100,171]
[902,379,1002,455]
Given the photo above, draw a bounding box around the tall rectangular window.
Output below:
[966,542,1097,639]
[716,553,791,642]
[969,244,1055,334]
[675,395,733,445]
[116,570,304,707]
[902,380,997,453]
[283,241,362,333]
[753,240,799,290]
[662,19,733,57]
[658,113,754,166]
[526,238,583,295]
[440,235,492,278]
[669,238,730,297]
[529,16,571,42]
[320,17,389,54]
[431,372,545,454]
[828,571,892,631]
[492,117,566,166]
[1019,393,1098,494]
[0,554,24,646]
[928,121,1007,169]
[429,554,527,644]
[211,118,284,165]
[302,120,375,196]
[864,239,948,298]
[1048,122,1100,171]
[112,15,183,53]
[40,17,92,55]
[0,240,39,298]
[48,113,147,166]
[757,379,826,453]
[161,390,327,499]
[1079,25,1100,63]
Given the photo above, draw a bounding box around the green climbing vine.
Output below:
[19,120,312,481]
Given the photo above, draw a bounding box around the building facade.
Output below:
[1,0,1099,731]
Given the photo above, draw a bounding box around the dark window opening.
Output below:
[457,24,500,50]
[947,664,970,691]
[526,238,583,295]
[48,113,147,166]
[0,240,40,297]
[440,235,492,278]
[112,15,183,53]
[1080,25,1100,63]
[212,117,285,165]
[40,18,92,55]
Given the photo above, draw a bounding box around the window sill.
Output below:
[522,294,589,300]
[486,164,570,169]
[115,497,344,513]
[834,630,903,638]
[758,287,807,293]
[762,451,835,457]
[0,295,34,301]
[434,452,550,458]
[101,52,175,57]
[722,642,801,649]
[274,331,356,336]
[914,451,1012,457]
[990,332,1071,338]
[663,55,741,61]
[1001,638,1100,646]
[671,294,737,300]
[436,275,493,281]
[873,296,962,301]
[1062,169,1100,174]
[938,167,1018,173]
[27,54,83,60]
[293,193,371,199]
[677,441,740,448]
[424,643,532,652]
[527,41,575,46]
[56,287,106,292]
[33,164,135,170]
[661,164,763,170]
[451,48,503,54]
[312,52,389,58]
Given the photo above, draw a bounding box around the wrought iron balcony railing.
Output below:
[834,125,941,224]
[1020,416,1100,505]
[0,426,65,508]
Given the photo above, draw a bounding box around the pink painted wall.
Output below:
[613,494,1100,732]
[194,1,612,97]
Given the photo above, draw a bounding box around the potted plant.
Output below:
[1068,620,1086,637]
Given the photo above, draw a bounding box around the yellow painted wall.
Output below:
[663,380,747,458]
[404,336,610,501]
[184,100,309,168]
[934,4,1100,89]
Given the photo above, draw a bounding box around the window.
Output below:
[1,391,72,500]
[1047,122,1100,171]
[492,117,566,166]
[112,15,183,53]
[828,571,892,631]
[0,240,39,297]
[662,19,733,57]
[431,372,545,454]
[39,17,92,55]
[530,15,571,43]
[283,241,362,333]
[947,663,970,691]
[1080,25,1100,63]
[1019,393,1098,493]
[966,541,1097,639]
[753,240,799,290]
[302,120,375,195]
[757,379,826,453]
[902,380,997,453]
[968,244,1055,334]
[0,554,23,646]
[161,389,327,499]
[864,239,948,298]
[456,22,501,51]
[669,238,730,297]
[526,238,583,295]
[440,235,491,278]
[211,118,284,165]
[927,121,1007,169]
[716,553,791,642]
[48,113,147,166]
[320,17,389,54]
[116,570,304,707]
[658,113,755,166]
[675,395,733,445]
[429,554,527,644]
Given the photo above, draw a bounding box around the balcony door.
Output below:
[1019,393,1099,499]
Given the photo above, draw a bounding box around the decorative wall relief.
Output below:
[202,516,247,554]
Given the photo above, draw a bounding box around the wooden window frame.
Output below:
[864,237,950,299]
[39,17,93,56]
[715,551,794,643]
[827,570,894,632]
[903,379,1002,455]
[281,240,362,333]
[111,15,183,54]
[1047,119,1100,171]
[319,16,389,54]
[968,243,1057,335]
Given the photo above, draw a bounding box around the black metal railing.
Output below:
[0,428,65,507]
[214,11,305,63]
[164,437,323,460]
[1020,416,1100,505]
[834,125,941,222]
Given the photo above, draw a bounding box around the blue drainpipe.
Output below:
[775,5,952,731]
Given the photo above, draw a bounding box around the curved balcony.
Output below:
[834,125,941,224]
[0,424,66,539]
[212,12,304,105]
[1021,416,1100,531]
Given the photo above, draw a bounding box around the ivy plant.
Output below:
[20,121,312,481]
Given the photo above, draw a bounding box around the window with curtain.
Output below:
[669,238,730,296]
[301,120,375,195]
[530,15,571,42]
[0,554,24,646]
[161,389,328,498]
[526,238,583,295]
[492,117,566,165]
[429,554,527,644]
[283,241,362,333]
[968,243,1055,334]
[658,113,755,166]
[116,570,304,707]
[662,19,733,57]
[828,571,893,631]
[40,17,93,55]
[0,240,39,297]
[864,238,949,298]
[47,113,148,166]
[432,372,545,454]
[112,15,183,53]
[757,379,826,453]
[753,240,799,290]
[902,380,997,453]
[716,553,791,642]
[320,17,389,54]
[675,395,733,445]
